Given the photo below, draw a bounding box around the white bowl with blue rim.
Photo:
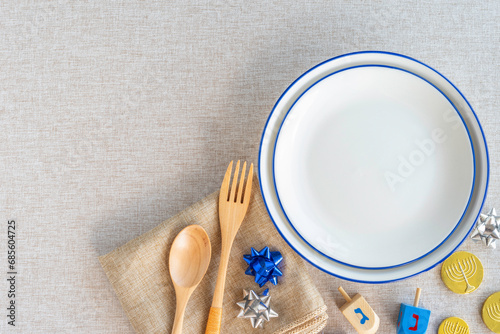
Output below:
[258,51,489,283]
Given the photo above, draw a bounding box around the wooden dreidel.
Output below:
[396,288,431,334]
[338,286,380,334]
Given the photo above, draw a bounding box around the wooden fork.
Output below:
[205,160,253,334]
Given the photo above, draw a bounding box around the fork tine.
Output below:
[220,161,233,201]
[230,160,241,202]
[237,161,247,203]
[242,163,253,205]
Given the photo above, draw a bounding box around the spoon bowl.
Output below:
[169,225,211,334]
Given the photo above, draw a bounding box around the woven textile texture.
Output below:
[0,0,499,333]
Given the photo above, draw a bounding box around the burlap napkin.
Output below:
[99,177,328,333]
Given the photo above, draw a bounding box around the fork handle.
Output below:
[205,307,222,334]
[205,242,231,333]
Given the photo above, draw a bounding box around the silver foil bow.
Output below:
[471,208,500,248]
[237,289,278,328]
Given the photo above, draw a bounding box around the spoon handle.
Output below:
[172,292,190,334]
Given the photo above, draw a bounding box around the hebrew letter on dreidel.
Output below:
[338,287,379,334]
[396,288,431,334]
[409,314,419,331]
[354,308,369,324]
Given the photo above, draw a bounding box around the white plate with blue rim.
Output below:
[258,51,489,283]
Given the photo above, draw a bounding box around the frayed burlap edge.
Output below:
[273,305,328,334]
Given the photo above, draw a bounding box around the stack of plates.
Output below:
[258,51,489,283]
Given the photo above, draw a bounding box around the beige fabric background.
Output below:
[0,0,499,333]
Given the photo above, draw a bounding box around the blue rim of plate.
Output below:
[272,64,475,270]
[258,51,490,283]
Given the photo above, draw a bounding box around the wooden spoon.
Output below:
[169,225,212,334]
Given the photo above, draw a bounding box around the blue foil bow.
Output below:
[244,247,283,287]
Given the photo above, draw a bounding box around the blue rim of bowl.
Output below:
[258,51,490,283]
[272,64,475,270]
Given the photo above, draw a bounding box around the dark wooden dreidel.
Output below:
[396,288,431,334]
[338,287,380,334]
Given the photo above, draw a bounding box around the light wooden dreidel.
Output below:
[338,287,380,334]
[396,288,431,334]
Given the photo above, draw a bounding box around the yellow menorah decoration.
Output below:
[445,256,476,292]
[442,321,468,334]
[441,251,483,294]
[486,302,500,322]
[483,292,500,333]
[438,317,469,334]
